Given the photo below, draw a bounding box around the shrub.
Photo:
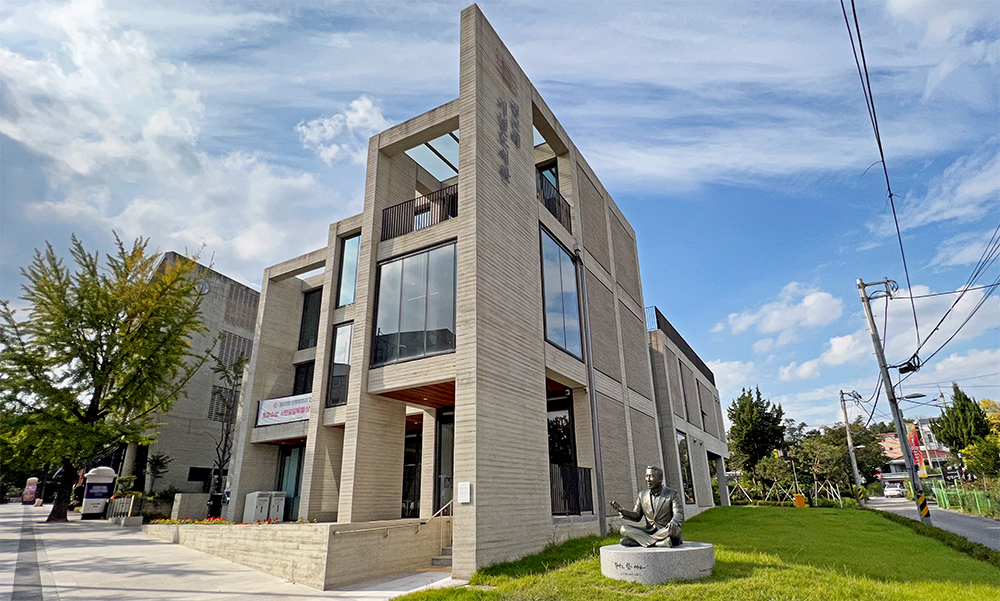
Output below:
[871,509,1000,568]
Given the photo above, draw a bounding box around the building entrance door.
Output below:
[434,408,454,514]
[277,444,304,521]
[401,416,422,518]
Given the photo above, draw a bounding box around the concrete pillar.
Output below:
[715,456,730,507]
[120,442,138,477]
[336,395,407,523]
[419,409,437,519]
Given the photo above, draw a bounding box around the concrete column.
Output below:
[715,456,730,507]
[120,442,137,477]
[336,395,407,523]
[419,409,437,519]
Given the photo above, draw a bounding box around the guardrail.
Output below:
[933,485,999,518]
[550,464,593,515]
[381,185,458,241]
[537,174,572,233]
[107,495,143,519]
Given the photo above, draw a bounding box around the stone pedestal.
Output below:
[600,542,714,584]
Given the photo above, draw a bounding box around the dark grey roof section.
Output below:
[645,306,715,386]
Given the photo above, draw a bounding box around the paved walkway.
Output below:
[868,496,1000,551]
[0,504,459,601]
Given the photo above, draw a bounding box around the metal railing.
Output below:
[537,174,572,234]
[381,185,458,241]
[107,495,143,519]
[550,464,593,516]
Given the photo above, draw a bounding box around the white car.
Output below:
[883,483,905,498]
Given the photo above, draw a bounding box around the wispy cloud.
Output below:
[295,96,390,166]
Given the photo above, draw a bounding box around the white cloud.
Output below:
[870,149,1000,237]
[778,360,821,382]
[820,333,869,366]
[724,282,843,337]
[931,229,999,268]
[752,338,774,354]
[0,0,352,286]
[295,95,391,166]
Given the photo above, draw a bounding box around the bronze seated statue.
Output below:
[610,465,684,548]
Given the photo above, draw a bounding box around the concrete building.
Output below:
[127,253,260,495]
[225,5,728,584]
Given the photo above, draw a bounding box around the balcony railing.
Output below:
[550,464,593,516]
[537,174,572,234]
[381,184,458,241]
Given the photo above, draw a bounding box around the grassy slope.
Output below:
[400,506,1000,601]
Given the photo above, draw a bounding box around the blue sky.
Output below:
[1,0,997,429]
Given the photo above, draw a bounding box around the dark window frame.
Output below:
[298,289,323,350]
[292,361,315,396]
[370,240,457,368]
[336,234,361,308]
[325,322,353,407]
[547,389,577,467]
[539,226,583,360]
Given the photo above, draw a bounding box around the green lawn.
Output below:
[400,506,1000,601]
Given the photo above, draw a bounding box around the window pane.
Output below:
[398,252,428,360]
[373,260,402,365]
[560,250,582,357]
[298,290,322,350]
[337,235,360,306]
[326,323,352,407]
[293,362,314,395]
[426,244,456,354]
[677,430,696,504]
[541,232,565,348]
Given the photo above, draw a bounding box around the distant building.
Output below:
[122,253,259,495]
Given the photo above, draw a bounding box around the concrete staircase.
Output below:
[431,546,452,568]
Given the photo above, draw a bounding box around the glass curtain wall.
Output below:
[337,235,360,306]
[372,243,456,367]
[325,323,352,407]
[540,228,582,358]
[676,430,696,504]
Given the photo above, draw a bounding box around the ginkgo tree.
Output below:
[0,235,211,522]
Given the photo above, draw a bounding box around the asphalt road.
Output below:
[868,496,1000,551]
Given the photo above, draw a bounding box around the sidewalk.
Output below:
[868,496,1000,551]
[1,504,460,601]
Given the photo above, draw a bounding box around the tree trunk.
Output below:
[46,459,76,522]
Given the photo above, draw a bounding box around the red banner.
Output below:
[908,426,923,468]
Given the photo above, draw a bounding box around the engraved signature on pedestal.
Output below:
[612,561,647,571]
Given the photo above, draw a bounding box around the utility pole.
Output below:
[857,278,932,525]
[839,390,866,508]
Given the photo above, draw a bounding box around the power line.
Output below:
[901,282,1000,299]
[841,0,921,350]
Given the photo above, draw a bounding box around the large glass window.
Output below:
[298,289,322,350]
[325,323,352,407]
[337,235,360,307]
[293,362,314,395]
[372,243,456,367]
[540,228,582,358]
[676,430,696,504]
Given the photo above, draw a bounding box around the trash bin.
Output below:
[243,491,271,523]
[268,491,286,522]
[82,467,117,520]
[793,494,806,508]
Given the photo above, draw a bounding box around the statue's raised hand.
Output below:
[609,499,623,514]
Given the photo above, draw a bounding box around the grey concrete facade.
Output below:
[144,254,259,495]
[225,5,729,583]
[647,307,731,518]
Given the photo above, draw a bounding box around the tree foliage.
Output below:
[931,383,990,452]
[0,235,210,521]
[727,387,785,478]
[962,433,1000,478]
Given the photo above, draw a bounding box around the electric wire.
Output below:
[841,0,921,350]
[904,282,1000,299]
[904,221,1000,359]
